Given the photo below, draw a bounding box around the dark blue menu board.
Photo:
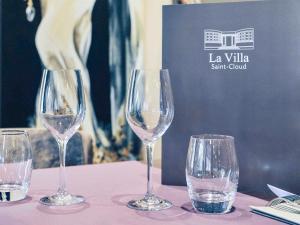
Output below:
[162,0,300,199]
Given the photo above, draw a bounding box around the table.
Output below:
[0,161,282,225]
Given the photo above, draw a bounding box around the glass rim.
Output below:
[0,129,28,136]
[43,68,80,73]
[190,134,234,141]
[132,68,169,73]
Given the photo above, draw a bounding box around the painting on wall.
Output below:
[1,0,143,167]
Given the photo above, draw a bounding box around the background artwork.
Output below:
[1,0,142,166]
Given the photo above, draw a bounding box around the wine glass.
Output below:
[126,69,174,211]
[39,69,85,206]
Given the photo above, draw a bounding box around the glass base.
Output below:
[127,195,172,211]
[0,184,27,202]
[40,193,85,206]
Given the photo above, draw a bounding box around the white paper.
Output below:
[267,184,295,197]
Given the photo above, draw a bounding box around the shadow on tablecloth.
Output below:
[0,196,33,207]
[135,206,191,222]
[181,202,252,222]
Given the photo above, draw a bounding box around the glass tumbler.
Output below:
[186,134,239,214]
[0,130,32,202]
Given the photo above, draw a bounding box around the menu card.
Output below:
[162,0,300,199]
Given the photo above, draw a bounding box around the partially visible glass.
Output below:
[186,134,239,214]
[0,130,32,202]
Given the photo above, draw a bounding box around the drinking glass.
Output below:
[126,69,174,211]
[186,134,239,214]
[39,69,85,206]
[0,130,32,202]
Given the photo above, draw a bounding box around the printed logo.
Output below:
[204,28,254,51]
[204,28,254,70]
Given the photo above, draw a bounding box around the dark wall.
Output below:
[2,1,42,127]
[0,0,2,126]
[1,1,111,128]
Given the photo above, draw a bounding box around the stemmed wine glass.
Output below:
[39,69,85,206]
[126,69,174,211]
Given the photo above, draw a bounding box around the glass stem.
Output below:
[145,143,154,198]
[57,139,68,196]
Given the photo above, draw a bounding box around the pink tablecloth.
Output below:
[0,161,282,225]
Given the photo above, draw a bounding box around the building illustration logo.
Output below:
[204,28,254,50]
